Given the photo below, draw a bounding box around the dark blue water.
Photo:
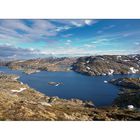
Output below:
[0,66,140,106]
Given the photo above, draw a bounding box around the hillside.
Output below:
[0,73,140,120]
[73,55,140,76]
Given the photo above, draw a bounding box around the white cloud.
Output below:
[67,40,72,43]
[0,20,76,44]
[71,21,82,27]
[0,19,59,43]
[62,34,73,38]
[84,44,96,48]
[103,25,116,30]
[65,42,71,45]
[134,42,140,45]
[84,44,91,47]
[64,39,72,45]
[84,20,92,25]
[0,44,41,60]
[0,19,99,45]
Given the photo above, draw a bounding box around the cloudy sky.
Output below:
[0,19,140,59]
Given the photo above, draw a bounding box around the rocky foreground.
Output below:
[73,55,140,76]
[0,73,140,121]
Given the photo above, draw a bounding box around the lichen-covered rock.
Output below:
[73,55,140,76]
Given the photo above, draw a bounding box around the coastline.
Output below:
[0,72,140,120]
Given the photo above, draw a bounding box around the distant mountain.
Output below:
[2,54,140,75]
[6,57,77,72]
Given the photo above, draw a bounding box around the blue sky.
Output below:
[0,19,140,59]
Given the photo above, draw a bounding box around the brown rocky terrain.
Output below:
[73,55,140,76]
[0,73,140,121]
[2,55,140,75]
[6,57,77,73]
[0,73,95,121]
[110,78,140,108]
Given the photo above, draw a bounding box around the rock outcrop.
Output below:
[110,78,140,108]
[73,55,140,76]
[3,55,140,75]
[7,57,77,72]
[0,73,140,120]
[0,73,95,121]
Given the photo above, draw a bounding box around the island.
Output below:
[0,73,140,121]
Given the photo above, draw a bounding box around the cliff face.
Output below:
[73,55,140,76]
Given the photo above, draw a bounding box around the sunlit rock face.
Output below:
[72,55,140,76]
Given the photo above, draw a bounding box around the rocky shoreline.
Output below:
[6,57,77,72]
[110,77,140,108]
[73,55,140,76]
[0,73,140,120]
[1,55,140,76]
[23,69,41,74]
[0,73,95,121]
[0,55,140,120]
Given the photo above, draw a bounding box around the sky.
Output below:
[0,19,140,59]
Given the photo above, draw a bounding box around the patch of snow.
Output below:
[118,81,122,83]
[17,60,26,63]
[13,77,19,80]
[36,70,41,73]
[20,82,23,85]
[130,67,139,73]
[108,69,114,75]
[40,102,52,107]
[132,55,136,58]
[100,57,104,60]
[86,66,91,70]
[86,60,90,63]
[123,60,130,62]
[55,84,59,86]
[116,56,121,59]
[11,88,26,93]
[127,105,134,110]
[102,73,106,76]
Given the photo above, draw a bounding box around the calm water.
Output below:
[0,66,140,106]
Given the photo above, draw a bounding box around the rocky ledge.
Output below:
[73,55,140,76]
[110,78,140,108]
[0,73,140,120]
